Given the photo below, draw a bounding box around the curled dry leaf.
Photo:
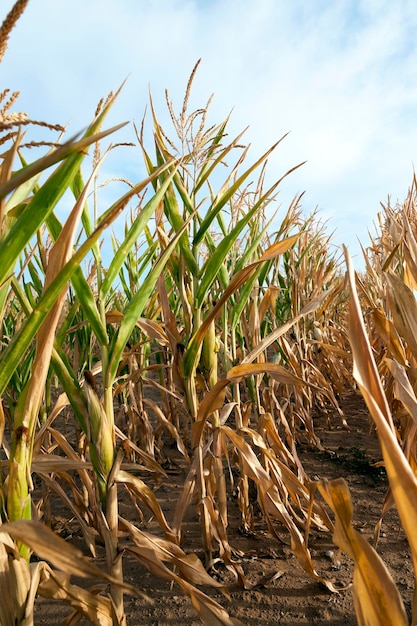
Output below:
[116,469,177,543]
[222,426,342,593]
[345,246,417,622]
[0,539,31,626]
[120,518,242,626]
[38,568,114,626]
[143,396,189,461]
[0,520,145,599]
[385,271,417,358]
[386,357,417,426]
[228,361,313,387]
[319,478,408,626]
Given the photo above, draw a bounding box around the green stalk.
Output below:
[4,90,132,567]
[201,318,218,389]
[84,371,114,506]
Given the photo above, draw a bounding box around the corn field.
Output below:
[2,3,417,625]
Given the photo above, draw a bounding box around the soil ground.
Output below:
[33,392,413,625]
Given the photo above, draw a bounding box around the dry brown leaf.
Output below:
[143,397,189,461]
[241,290,330,365]
[172,459,197,541]
[385,358,417,426]
[227,362,307,386]
[385,270,417,358]
[105,309,124,324]
[136,316,169,345]
[221,426,340,592]
[346,246,417,622]
[259,234,300,261]
[114,425,167,475]
[372,309,407,366]
[0,540,30,626]
[191,379,229,448]
[247,569,285,590]
[31,455,93,472]
[0,398,4,448]
[37,472,97,557]
[120,518,242,625]
[20,162,100,432]
[319,478,408,626]
[1,520,141,598]
[38,568,113,626]
[116,470,176,542]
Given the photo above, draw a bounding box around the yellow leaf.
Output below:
[319,478,408,626]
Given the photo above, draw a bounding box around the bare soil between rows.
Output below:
[34,392,413,625]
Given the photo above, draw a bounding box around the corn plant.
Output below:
[137,64,307,564]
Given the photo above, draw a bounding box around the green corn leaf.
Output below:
[72,267,109,346]
[118,242,158,300]
[195,182,280,309]
[107,217,191,384]
[168,171,199,275]
[195,205,261,309]
[27,260,43,296]
[71,168,101,264]
[51,345,89,433]
[0,182,137,396]
[193,118,241,194]
[144,140,198,277]
[200,227,231,293]
[231,266,263,331]
[46,208,108,346]
[183,235,300,378]
[0,127,127,291]
[193,138,303,247]
[230,215,289,330]
[233,210,278,275]
[183,263,259,378]
[100,161,179,297]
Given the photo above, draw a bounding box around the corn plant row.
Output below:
[2,4,410,625]
[0,78,352,625]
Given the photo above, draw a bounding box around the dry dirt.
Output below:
[33,392,413,625]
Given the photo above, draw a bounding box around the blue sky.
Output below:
[2,0,417,268]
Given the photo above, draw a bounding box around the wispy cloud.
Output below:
[2,0,417,265]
